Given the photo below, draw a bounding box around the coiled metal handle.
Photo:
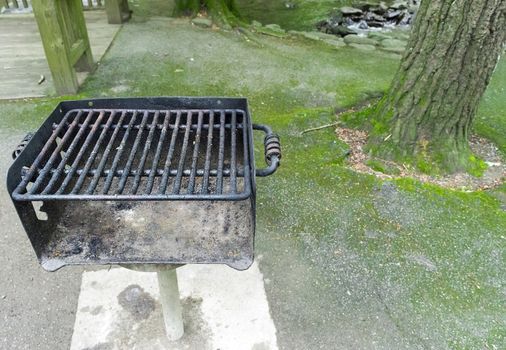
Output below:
[253,124,281,177]
[12,132,34,160]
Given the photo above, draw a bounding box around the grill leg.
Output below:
[157,269,184,341]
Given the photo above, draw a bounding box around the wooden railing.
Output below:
[2,0,30,10]
[83,0,105,9]
[1,0,103,11]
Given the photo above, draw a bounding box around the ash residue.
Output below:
[117,284,156,321]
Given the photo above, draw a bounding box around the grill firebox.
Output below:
[7,97,280,271]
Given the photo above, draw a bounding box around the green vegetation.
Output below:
[0,3,504,347]
[476,57,506,155]
[365,158,401,175]
[236,0,345,31]
[257,107,505,349]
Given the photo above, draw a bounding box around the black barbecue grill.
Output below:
[7,97,280,272]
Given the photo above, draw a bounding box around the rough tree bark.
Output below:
[174,0,241,26]
[372,0,506,173]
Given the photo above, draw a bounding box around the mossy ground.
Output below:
[235,0,362,31]
[476,56,506,155]
[0,3,505,349]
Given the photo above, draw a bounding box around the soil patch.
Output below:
[335,126,505,191]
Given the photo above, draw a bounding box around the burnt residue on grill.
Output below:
[8,98,280,272]
[40,199,254,271]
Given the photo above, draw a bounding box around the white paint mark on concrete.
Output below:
[70,263,278,350]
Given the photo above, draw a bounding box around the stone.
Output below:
[344,17,356,26]
[380,38,407,53]
[380,46,405,54]
[343,34,377,46]
[370,6,385,15]
[323,38,346,48]
[328,25,357,37]
[258,24,287,37]
[368,21,385,28]
[358,20,369,30]
[376,2,389,13]
[390,1,408,10]
[301,31,323,41]
[398,12,412,26]
[340,7,363,16]
[265,24,285,33]
[347,43,377,51]
[381,38,407,48]
[368,32,391,41]
[251,20,262,28]
[354,1,378,11]
[329,13,345,25]
[192,18,213,28]
[408,4,418,13]
[257,27,287,38]
[365,12,387,22]
[389,31,411,40]
[385,10,402,19]
[311,31,341,40]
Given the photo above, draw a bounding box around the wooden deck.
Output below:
[0,11,121,99]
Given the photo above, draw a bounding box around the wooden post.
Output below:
[66,0,94,72]
[32,0,94,95]
[105,0,131,24]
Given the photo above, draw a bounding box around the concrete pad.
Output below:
[71,263,278,350]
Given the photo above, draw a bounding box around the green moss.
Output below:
[466,154,487,177]
[414,157,433,174]
[359,99,492,176]
[366,158,401,175]
[475,56,506,155]
[339,104,377,129]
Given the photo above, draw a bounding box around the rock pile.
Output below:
[317,0,419,37]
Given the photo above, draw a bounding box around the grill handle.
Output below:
[253,124,281,177]
[12,132,34,160]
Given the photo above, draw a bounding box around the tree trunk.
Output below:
[372,0,506,173]
[174,0,240,26]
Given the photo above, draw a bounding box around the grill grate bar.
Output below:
[201,111,214,194]
[158,111,181,194]
[70,111,116,194]
[145,111,170,194]
[40,110,96,194]
[29,110,88,194]
[172,112,193,194]
[187,111,203,194]
[12,106,253,201]
[131,111,160,194]
[230,110,237,193]
[102,111,138,194]
[14,110,77,195]
[65,122,244,131]
[242,111,251,194]
[117,111,149,194]
[49,167,244,177]
[55,111,106,194]
[216,111,226,194]
[86,111,126,194]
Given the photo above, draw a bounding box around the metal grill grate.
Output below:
[12,108,251,201]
